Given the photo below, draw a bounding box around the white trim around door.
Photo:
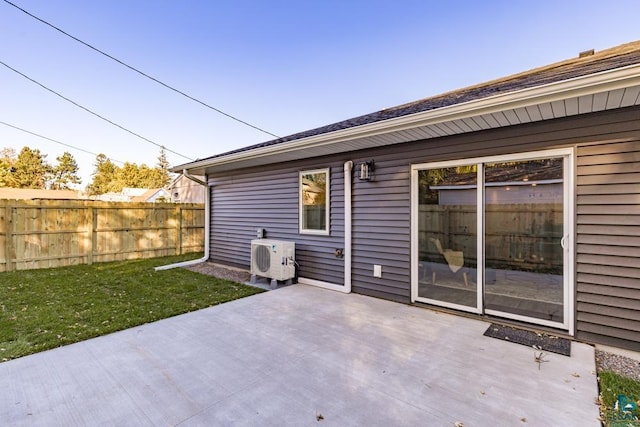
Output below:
[411,147,575,333]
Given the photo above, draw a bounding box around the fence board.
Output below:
[0,200,204,272]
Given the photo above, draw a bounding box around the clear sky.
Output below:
[1,0,640,187]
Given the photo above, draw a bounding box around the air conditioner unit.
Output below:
[250,239,295,283]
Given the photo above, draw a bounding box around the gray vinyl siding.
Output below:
[208,161,345,285]
[575,139,640,350]
[347,106,640,313]
[351,161,410,302]
[206,105,640,350]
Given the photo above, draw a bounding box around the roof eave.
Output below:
[172,63,640,175]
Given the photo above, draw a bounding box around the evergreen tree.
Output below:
[86,154,117,195]
[11,147,51,189]
[50,152,81,190]
[156,146,170,188]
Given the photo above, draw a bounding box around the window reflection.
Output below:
[300,169,329,233]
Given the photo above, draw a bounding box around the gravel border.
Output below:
[595,349,640,381]
[184,261,278,291]
[185,261,251,284]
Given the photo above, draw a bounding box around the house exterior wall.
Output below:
[207,105,640,350]
[208,160,345,285]
[170,175,206,204]
[576,139,640,350]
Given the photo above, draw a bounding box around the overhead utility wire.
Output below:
[3,0,281,139]
[0,59,193,161]
[0,120,125,164]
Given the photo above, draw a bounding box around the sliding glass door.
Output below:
[412,149,573,330]
[483,158,565,323]
[415,165,479,312]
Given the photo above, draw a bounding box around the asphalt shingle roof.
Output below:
[198,41,640,163]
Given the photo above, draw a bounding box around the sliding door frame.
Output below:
[411,147,575,333]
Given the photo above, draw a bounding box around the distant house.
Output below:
[168,174,205,203]
[130,188,170,203]
[0,188,84,200]
[429,160,563,205]
[92,192,130,202]
[173,41,640,351]
[93,187,170,203]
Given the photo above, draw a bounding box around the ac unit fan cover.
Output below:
[254,245,271,273]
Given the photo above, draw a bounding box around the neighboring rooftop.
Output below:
[130,188,170,203]
[427,158,564,188]
[0,188,83,200]
[92,188,170,203]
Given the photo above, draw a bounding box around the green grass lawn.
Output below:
[0,254,263,362]
[599,371,640,426]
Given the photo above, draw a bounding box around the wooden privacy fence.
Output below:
[0,199,205,272]
[418,204,563,273]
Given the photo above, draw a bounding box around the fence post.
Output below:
[87,207,94,265]
[175,205,182,255]
[4,204,14,272]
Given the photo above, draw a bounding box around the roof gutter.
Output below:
[173,63,640,174]
[181,169,206,186]
[154,172,210,271]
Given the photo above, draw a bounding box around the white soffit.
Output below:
[181,64,640,176]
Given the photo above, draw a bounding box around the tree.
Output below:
[111,155,169,190]
[11,147,51,189]
[112,162,143,191]
[50,152,81,190]
[86,154,117,195]
[156,146,171,188]
[86,148,173,195]
[0,147,17,187]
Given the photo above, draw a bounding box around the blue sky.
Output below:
[1,0,640,187]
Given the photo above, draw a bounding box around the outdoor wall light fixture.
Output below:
[358,160,375,181]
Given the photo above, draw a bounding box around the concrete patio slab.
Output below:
[1,284,600,426]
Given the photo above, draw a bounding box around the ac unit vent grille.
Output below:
[254,245,271,273]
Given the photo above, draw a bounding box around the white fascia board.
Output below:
[175,63,640,174]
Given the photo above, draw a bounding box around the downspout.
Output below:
[295,161,353,293]
[343,160,353,293]
[181,169,206,186]
[154,170,210,271]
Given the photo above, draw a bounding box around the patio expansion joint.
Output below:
[173,375,268,426]
[83,341,156,425]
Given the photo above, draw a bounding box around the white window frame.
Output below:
[299,168,330,235]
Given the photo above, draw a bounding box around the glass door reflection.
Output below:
[417,166,478,311]
[483,158,564,323]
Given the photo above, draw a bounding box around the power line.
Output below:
[0,59,193,161]
[0,120,125,164]
[2,0,281,139]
